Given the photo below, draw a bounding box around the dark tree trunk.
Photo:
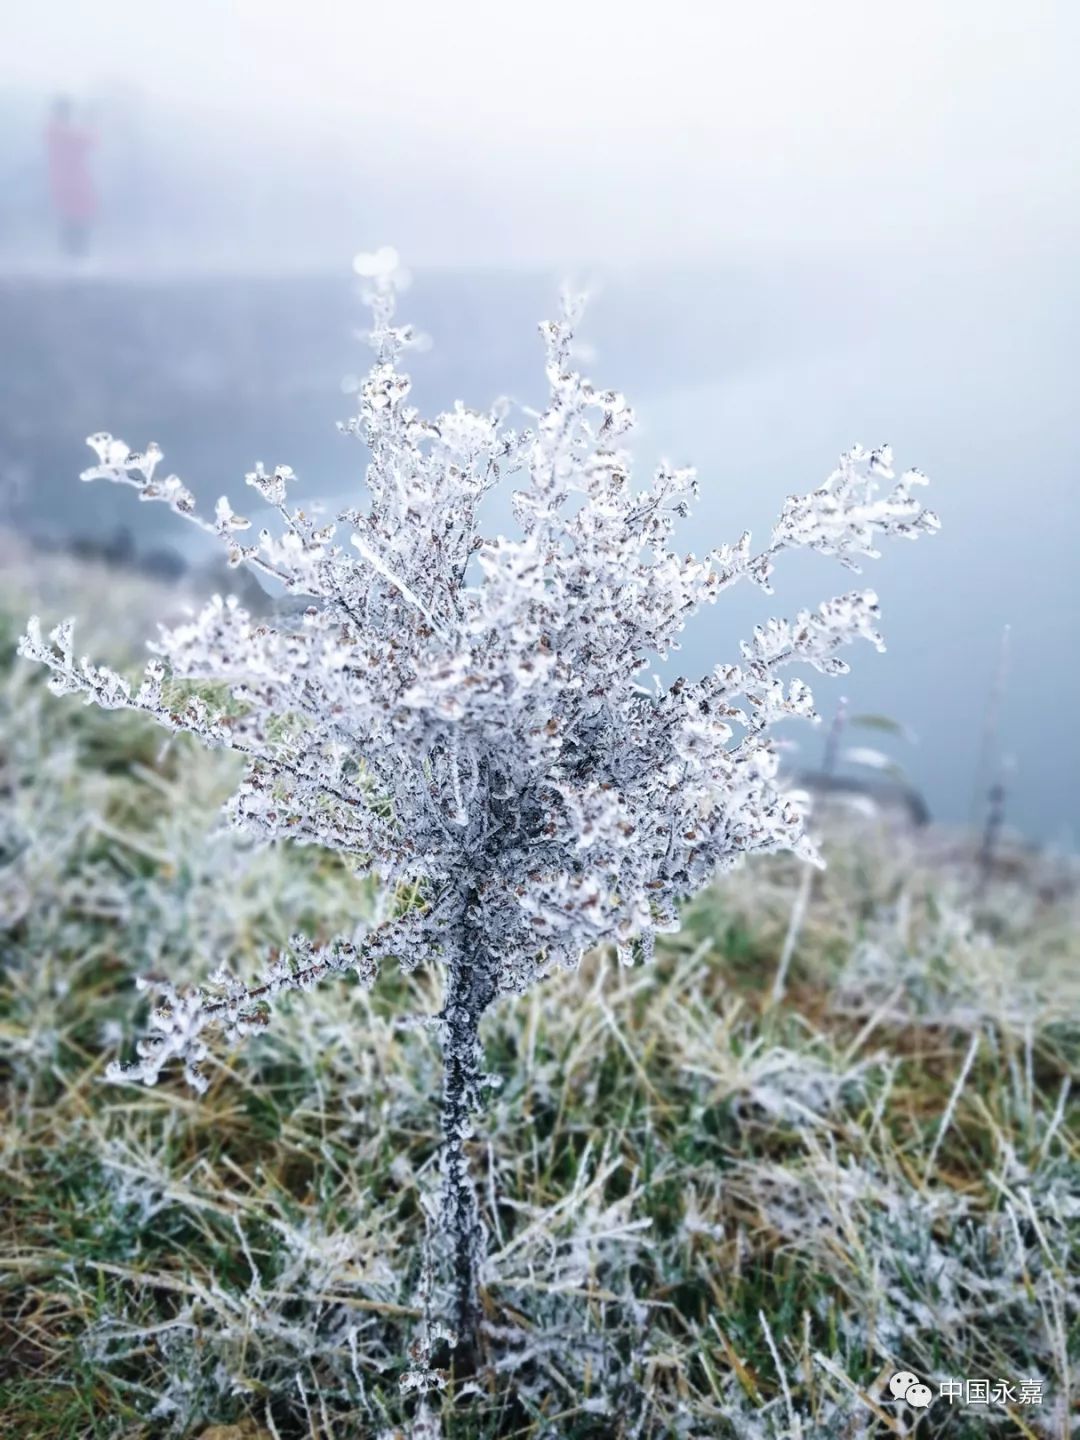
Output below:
[439,927,498,1374]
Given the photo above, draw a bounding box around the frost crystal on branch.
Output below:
[19,254,937,1353]
[19,263,941,1024]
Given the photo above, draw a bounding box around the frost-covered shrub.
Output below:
[19,251,937,1359]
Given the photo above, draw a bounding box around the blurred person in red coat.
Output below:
[45,97,98,258]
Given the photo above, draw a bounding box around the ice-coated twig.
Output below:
[22,254,938,1361]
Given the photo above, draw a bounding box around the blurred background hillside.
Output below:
[2,0,1078,844]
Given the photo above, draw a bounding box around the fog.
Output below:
[2,1,1078,842]
[6,0,1079,268]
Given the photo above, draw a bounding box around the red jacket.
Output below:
[47,121,97,222]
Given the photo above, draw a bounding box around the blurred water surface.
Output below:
[1,255,1075,844]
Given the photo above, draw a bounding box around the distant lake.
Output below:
[2,258,1076,844]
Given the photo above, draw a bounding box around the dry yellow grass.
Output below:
[2,545,1077,1438]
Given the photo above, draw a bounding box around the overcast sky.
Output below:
[6,3,1080,837]
[8,0,1079,265]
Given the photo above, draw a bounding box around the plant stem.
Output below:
[439,928,498,1372]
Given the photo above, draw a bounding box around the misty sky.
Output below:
[4,2,1079,842]
[8,0,1080,266]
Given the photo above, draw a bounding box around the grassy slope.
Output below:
[1,549,1077,1440]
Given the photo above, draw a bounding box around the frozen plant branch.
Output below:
[20,249,938,1359]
